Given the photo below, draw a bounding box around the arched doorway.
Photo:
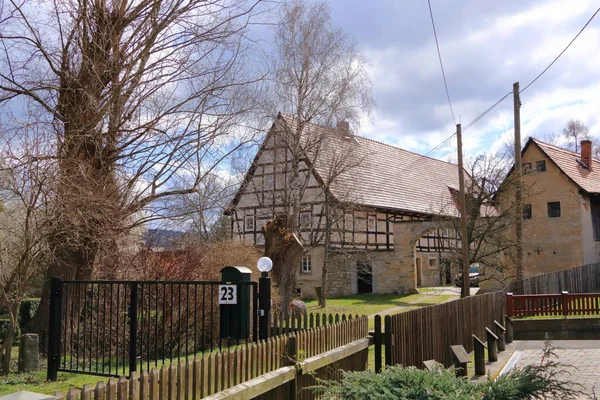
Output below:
[392,220,457,293]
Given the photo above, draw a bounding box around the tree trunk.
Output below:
[321,195,331,308]
[263,216,304,317]
[31,238,97,351]
[0,303,19,375]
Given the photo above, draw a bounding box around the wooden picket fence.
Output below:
[379,291,506,369]
[506,261,600,295]
[507,292,600,318]
[53,315,369,400]
[270,311,362,335]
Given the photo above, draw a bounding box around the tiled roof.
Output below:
[531,138,600,194]
[277,114,461,216]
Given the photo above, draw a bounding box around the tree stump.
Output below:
[263,216,304,316]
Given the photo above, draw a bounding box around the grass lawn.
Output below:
[0,347,102,396]
[304,290,458,318]
[514,313,600,320]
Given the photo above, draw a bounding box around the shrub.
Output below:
[18,298,40,333]
[316,358,584,400]
[0,319,18,344]
[316,366,480,400]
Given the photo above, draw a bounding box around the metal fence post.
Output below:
[258,272,271,341]
[47,277,62,381]
[129,283,138,374]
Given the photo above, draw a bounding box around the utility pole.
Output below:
[513,82,524,281]
[456,123,470,298]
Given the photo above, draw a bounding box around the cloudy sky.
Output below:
[305,0,600,160]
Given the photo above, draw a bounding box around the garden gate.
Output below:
[47,278,258,380]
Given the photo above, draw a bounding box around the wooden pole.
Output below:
[457,124,470,298]
[514,82,524,281]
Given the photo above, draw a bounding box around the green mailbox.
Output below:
[220,266,252,340]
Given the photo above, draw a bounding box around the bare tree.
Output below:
[260,0,373,311]
[0,0,270,338]
[562,119,589,152]
[434,153,535,289]
[0,133,52,374]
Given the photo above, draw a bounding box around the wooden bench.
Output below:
[449,345,470,377]
[473,335,487,376]
[504,315,514,343]
[494,320,506,352]
[486,327,498,362]
[423,359,440,371]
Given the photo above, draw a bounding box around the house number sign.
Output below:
[218,285,237,304]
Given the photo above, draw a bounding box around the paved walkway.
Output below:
[506,341,600,399]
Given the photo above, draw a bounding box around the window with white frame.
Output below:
[368,215,377,232]
[244,215,255,232]
[300,254,312,273]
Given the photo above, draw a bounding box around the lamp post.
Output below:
[257,257,272,340]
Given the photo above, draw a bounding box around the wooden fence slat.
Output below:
[168,363,177,400]
[107,378,118,400]
[81,384,93,400]
[117,376,127,400]
[67,387,79,400]
[159,365,168,400]
[94,382,106,400]
[149,368,159,400]
[129,372,139,400]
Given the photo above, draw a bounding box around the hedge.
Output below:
[18,298,40,333]
[0,319,15,343]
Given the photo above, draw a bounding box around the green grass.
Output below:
[304,291,458,318]
[514,313,600,320]
[0,347,102,396]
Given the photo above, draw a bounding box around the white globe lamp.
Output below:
[257,257,273,273]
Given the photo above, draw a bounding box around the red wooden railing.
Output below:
[507,292,600,318]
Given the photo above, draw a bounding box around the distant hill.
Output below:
[143,228,186,250]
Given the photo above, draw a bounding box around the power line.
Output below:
[428,0,456,125]
[424,131,456,158]
[520,7,600,94]
[406,5,600,169]
[463,91,513,132]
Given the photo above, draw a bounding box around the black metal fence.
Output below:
[47,278,258,379]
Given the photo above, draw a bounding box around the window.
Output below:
[536,160,546,172]
[244,215,255,232]
[368,215,377,232]
[428,258,437,267]
[523,204,532,220]
[592,200,600,241]
[300,254,312,273]
[522,162,532,171]
[547,202,561,218]
[299,211,311,227]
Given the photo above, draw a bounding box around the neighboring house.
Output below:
[226,113,464,298]
[485,138,600,288]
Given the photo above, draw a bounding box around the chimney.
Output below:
[337,121,350,132]
[581,139,592,171]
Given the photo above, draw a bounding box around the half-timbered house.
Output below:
[225,113,464,298]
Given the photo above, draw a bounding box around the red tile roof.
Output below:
[277,114,461,216]
[530,138,600,194]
